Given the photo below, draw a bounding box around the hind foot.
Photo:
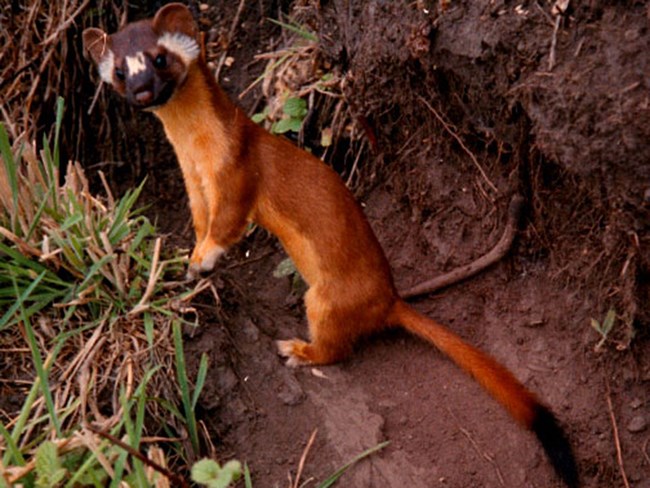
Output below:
[276,338,351,366]
[276,339,311,367]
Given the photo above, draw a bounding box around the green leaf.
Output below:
[590,318,602,335]
[251,107,269,124]
[602,308,616,335]
[274,117,303,134]
[191,459,242,488]
[192,353,209,409]
[283,97,307,118]
[244,463,253,488]
[222,460,242,481]
[173,321,200,454]
[191,459,221,484]
[273,257,297,278]
[35,441,67,487]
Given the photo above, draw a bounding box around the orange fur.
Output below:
[83,5,578,485]
[156,56,544,429]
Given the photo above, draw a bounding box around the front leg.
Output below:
[187,164,252,278]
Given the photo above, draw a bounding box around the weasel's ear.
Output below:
[152,3,197,38]
[82,28,110,64]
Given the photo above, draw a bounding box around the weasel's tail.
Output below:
[388,299,578,487]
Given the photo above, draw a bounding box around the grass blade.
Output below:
[191,353,209,409]
[268,17,318,42]
[173,320,200,456]
[317,441,390,488]
[16,275,62,436]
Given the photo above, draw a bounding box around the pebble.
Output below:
[627,415,647,433]
[629,397,643,409]
[277,371,305,406]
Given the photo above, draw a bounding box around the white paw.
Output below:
[276,340,294,357]
[186,263,201,281]
[200,245,225,272]
[276,340,307,367]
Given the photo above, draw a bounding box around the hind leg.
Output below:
[277,287,357,366]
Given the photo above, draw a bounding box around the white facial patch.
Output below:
[157,32,200,65]
[98,49,115,84]
[125,52,147,76]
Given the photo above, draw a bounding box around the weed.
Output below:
[590,308,616,352]
[191,458,242,488]
[253,97,309,135]
[242,8,370,188]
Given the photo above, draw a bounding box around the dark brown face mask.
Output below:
[82,3,199,110]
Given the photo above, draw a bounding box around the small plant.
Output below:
[191,459,243,488]
[34,441,67,488]
[253,96,308,135]
[273,256,305,294]
[590,308,616,351]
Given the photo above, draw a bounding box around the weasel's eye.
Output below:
[154,54,167,69]
[115,68,125,81]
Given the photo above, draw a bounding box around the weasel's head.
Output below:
[83,3,199,110]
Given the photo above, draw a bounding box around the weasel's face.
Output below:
[83,3,199,111]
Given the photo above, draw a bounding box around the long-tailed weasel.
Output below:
[83,4,578,486]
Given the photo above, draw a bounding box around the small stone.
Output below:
[627,415,647,433]
[242,319,260,342]
[630,398,644,410]
[277,371,305,406]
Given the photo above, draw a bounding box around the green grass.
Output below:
[0,98,211,486]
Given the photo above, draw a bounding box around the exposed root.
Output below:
[401,194,524,299]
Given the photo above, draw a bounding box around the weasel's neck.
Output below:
[153,63,237,154]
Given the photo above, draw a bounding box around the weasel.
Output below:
[83,4,578,486]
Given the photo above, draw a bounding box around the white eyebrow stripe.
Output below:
[125,52,147,76]
[157,32,200,65]
[98,49,115,84]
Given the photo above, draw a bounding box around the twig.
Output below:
[293,429,318,488]
[130,237,163,315]
[87,425,191,488]
[459,427,506,486]
[215,0,247,80]
[401,194,524,299]
[548,15,561,71]
[42,0,91,44]
[642,438,650,465]
[417,95,498,193]
[605,377,631,488]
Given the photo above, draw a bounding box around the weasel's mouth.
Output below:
[130,81,176,111]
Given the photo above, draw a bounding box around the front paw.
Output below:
[187,239,225,279]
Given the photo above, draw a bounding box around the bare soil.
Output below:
[79,1,650,487]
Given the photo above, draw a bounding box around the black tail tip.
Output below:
[531,405,579,488]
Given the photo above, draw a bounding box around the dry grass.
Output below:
[1,0,90,140]
[0,104,213,484]
[236,5,373,190]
